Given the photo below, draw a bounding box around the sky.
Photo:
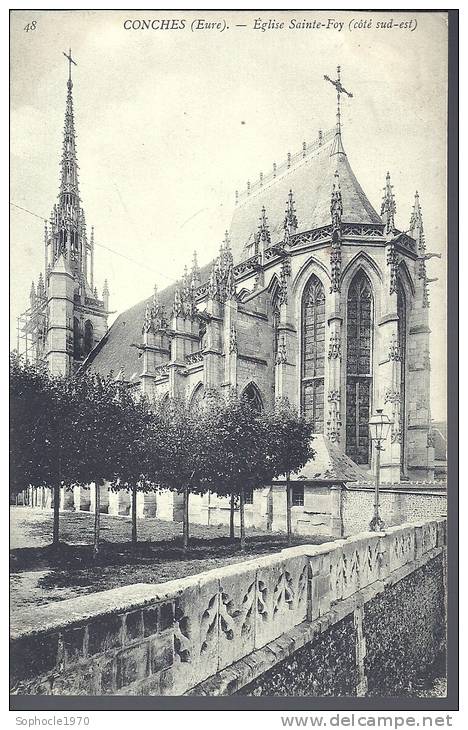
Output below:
[10,10,448,419]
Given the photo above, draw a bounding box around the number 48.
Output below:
[24,21,37,32]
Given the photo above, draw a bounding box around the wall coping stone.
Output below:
[187,544,445,696]
[11,518,447,697]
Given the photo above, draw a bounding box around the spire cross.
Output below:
[324,66,353,134]
[63,48,77,83]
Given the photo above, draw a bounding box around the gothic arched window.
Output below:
[301,275,325,432]
[242,383,263,413]
[397,279,407,474]
[271,286,280,359]
[84,320,94,356]
[190,383,204,411]
[345,271,373,464]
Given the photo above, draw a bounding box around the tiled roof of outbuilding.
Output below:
[288,434,367,483]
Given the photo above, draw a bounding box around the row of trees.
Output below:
[10,354,315,552]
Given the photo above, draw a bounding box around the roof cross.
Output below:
[63,48,77,83]
[324,66,353,134]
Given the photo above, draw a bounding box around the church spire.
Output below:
[59,50,80,210]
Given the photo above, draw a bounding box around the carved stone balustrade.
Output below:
[10,518,446,696]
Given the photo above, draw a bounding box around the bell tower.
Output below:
[28,50,109,375]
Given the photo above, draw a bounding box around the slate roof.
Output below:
[84,264,212,380]
[286,434,367,483]
[228,132,382,262]
[85,130,382,380]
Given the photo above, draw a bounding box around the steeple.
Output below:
[381,171,396,234]
[59,51,80,227]
[48,50,91,289]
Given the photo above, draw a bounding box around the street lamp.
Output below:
[368,408,392,532]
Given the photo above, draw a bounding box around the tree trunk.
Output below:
[53,483,60,546]
[93,482,100,557]
[183,485,189,554]
[229,493,235,540]
[131,485,138,545]
[239,486,245,551]
[286,472,292,546]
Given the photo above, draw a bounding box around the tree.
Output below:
[151,397,210,554]
[68,374,145,556]
[263,397,315,545]
[109,391,160,546]
[206,393,276,550]
[10,354,78,547]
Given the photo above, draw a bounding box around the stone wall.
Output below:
[238,553,446,697]
[342,487,447,537]
[21,483,447,540]
[10,518,446,697]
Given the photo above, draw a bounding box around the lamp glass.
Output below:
[369,409,392,442]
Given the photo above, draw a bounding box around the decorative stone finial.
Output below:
[284,189,298,241]
[173,285,183,318]
[191,251,201,289]
[381,171,396,234]
[142,302,153,334]
[37,272,45,299]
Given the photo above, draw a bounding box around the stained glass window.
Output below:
[242,383,263,413]
[84,320,94,357]
[272,289,280,359]
[301,275,325,432]
[345,271,373,464]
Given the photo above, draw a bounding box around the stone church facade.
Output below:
[24,64,437,489]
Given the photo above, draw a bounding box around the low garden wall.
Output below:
[10,518,446,696]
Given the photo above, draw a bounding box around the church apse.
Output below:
[75,65,436,483]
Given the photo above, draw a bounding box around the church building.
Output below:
[24,61,437,490]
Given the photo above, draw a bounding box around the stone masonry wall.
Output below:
[342,488,447,537]
[364,554,446,696]
[237,556,445,697]
[10,519,446,697]
[238,614,357,697]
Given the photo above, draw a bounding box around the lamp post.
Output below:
[368,408,392,532]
